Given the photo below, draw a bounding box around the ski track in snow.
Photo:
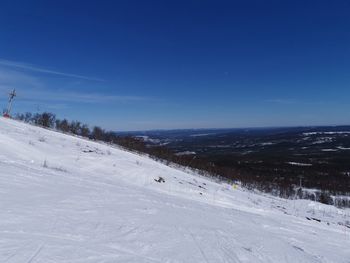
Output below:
[0,117,349,263]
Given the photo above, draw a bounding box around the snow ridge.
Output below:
[0,117,349,262]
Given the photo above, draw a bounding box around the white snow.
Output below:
[175,151,196,156]
[287,162,313,167]
[303,131,350,135]
[337,146,350,150]
[137,136,170,146]
[190,133,213,137]
[260,142,275,146]
[0,117,349,263]
[137,135,162,144]
[311,137,334,144]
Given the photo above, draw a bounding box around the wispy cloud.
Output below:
[21,90,150,104]
[0,69,42,88]
[0,68,151,105]
[0,58,104,81]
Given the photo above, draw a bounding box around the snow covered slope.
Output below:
[0,117,349,263]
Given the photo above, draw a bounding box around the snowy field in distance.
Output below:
[0,117,349,263]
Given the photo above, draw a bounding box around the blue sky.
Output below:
[0,0,349,131]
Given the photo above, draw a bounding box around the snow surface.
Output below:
[287,162,313,167]
[175,151,196,156]
[0,117,349,263]
[303,132,350,135]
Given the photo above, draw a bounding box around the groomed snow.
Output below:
[0,117,349,263]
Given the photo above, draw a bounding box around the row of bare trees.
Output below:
[15,112,104,140]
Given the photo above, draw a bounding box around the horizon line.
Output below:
[115,124,350,133]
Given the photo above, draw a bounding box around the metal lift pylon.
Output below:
[3,89,16,118]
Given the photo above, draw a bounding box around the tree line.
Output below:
[16,112,104,140]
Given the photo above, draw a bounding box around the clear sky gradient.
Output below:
[0,0,349,131]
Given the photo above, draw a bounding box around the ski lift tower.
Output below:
[3,89,16,118]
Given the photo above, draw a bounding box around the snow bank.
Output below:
[0,117,349,262]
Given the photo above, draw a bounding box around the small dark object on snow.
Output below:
[311,217,321,222]
[154,177,165,183]
[306,217,321,222]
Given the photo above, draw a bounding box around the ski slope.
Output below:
[0,117,349,263]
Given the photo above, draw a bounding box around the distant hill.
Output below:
[120,126,350,196]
